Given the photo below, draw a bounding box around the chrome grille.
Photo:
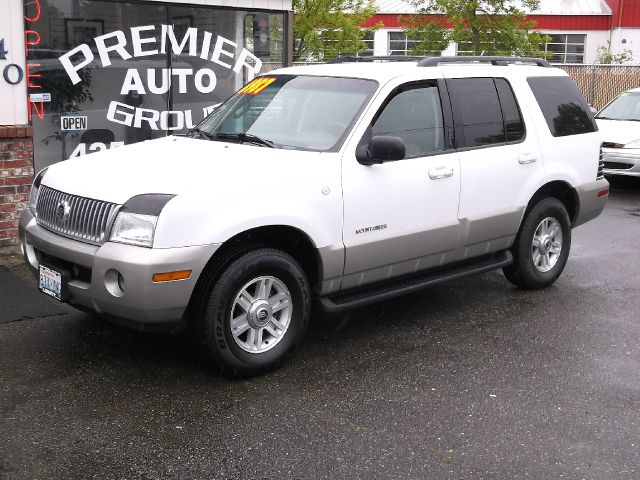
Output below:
[36,186,120,245]
[597,146,605,179]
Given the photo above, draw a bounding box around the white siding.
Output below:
[611,28,640,63]
[0,0,28,125]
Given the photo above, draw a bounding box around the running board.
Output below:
[318,251,513,314]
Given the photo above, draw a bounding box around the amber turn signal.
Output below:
[152,270,192,283]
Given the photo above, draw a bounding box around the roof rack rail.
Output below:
[328,55,423,64]
[417,56,552,67]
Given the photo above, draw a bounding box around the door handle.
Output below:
[518,153,537,164]
[428,167,454,180]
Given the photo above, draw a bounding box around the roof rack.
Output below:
[327,56,423,64]
[417,56,552,67]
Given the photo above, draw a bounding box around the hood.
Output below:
[595,118,640,146]
[41,136,331,205]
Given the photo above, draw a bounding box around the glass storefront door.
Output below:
[24,0,285,172]
[167,5,284,129]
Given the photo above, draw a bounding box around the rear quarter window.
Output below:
[527,76,597,137]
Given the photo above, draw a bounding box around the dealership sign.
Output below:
[58,25,264,131]
[0,38,25,85]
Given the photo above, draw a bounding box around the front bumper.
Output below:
[19,210,220,328]
[573,178,610,228]
[602,148,640,178]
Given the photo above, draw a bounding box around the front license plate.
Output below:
[39,265,63,301]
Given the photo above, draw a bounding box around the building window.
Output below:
[456,40,508,56]
[542,34,586,64]
[321,30,374,58]
[388,32,418,56]
[388,32,442,56]
[359,31,375,57]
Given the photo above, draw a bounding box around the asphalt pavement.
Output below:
[1,178,639,480]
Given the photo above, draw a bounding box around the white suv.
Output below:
[20,56,609,375]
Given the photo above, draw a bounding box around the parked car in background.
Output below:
[595,88,640,178]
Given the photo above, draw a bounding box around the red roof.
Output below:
[606,0,640,27]
[362,1,640,30]
[361,14,612,30]
[529,15,611,30]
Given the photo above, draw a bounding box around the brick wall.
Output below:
[0,126,34,248]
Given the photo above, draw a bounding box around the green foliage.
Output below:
[293,0,378,61]
[401,18,449,55]
[596,41,633,64]
[402,0,550,57]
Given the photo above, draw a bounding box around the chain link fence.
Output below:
[551,64,640,110]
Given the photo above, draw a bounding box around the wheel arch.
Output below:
[185,225,323,321]
[525,181,579,226]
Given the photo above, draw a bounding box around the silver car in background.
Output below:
[595,88,640,178]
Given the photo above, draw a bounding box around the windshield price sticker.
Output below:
[239,77,276,95]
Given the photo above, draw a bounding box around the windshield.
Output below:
[195,75,378,151]
[596,92,640,121]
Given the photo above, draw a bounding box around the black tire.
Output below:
[196,248,310,376]
[503,197,572,289]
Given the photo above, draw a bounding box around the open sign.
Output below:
[61,115,88,131]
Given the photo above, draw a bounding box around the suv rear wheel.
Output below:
[503,198,571,289]
[197,248,310,376]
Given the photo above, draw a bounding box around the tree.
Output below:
[402,0,550,57]
[596,41,633,64]
[293,0,378,61]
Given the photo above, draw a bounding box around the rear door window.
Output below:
[446,77,525,148]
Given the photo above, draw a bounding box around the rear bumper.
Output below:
[573,178,610,228]
[19,210,220,328]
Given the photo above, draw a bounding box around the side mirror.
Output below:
[356,136,406,165]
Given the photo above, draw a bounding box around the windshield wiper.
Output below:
[188,127,215,140]
[211,132,276,148]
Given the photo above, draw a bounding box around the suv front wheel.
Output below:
[503,197,572,289]
[197,248,310,376]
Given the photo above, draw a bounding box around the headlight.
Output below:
[29,167,49,214]
[109,212,158,248]
[108,194,175,248]
[624,139,640,149]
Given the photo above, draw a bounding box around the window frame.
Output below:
[387,31,416,56]
[357,31,375,57]
[541,33,586,64]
